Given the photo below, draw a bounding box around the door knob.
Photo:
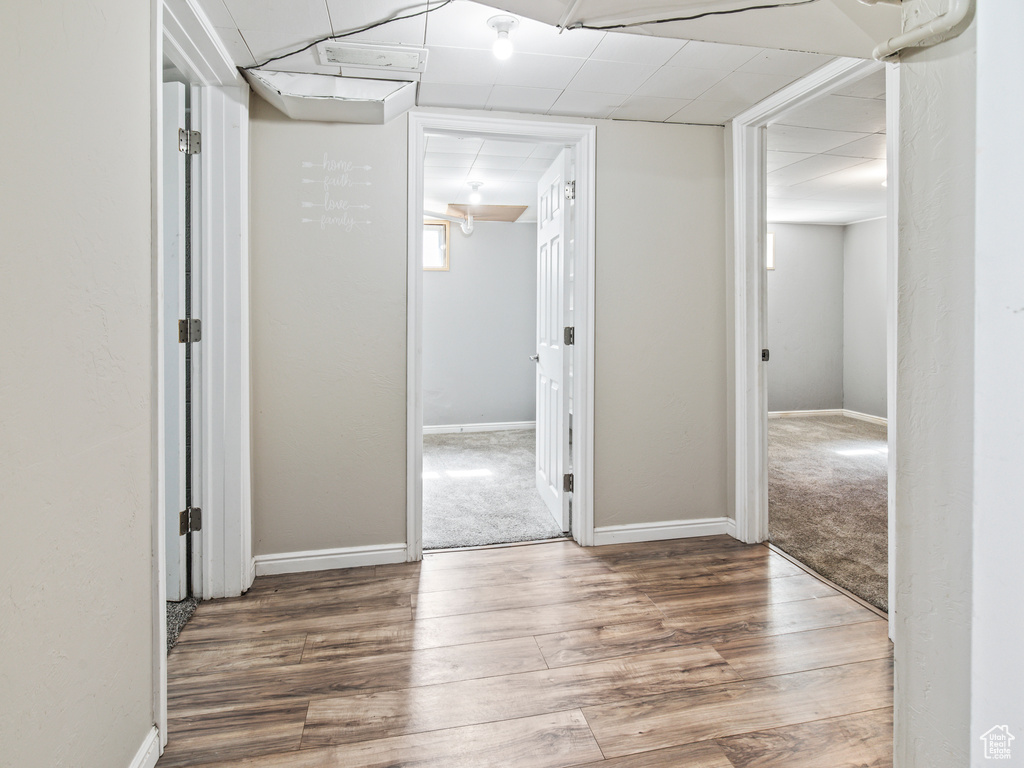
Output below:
[530,354,540,362]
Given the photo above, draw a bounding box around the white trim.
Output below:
[407,111,597,558]
[767,408,888,426]
[885,62,900,640]
[199,84,253,599]
[254,543,407,576]
[728,57,881,545]
[162,0,240,87]
[594,517,735,546]
[423,421,535,435]
[129,727,161,768]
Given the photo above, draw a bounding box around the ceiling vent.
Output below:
[242,69,416,124]
[316,41,428,81]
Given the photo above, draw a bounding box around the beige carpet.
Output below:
[769,414,888,611]
[423,429,564,550]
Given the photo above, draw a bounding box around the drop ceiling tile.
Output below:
[420,46,501,85]
[635,66,729,100]
[834,68,886,99]
[326,0,427,44]
[196,0,237,28]
[589,32,685,66]
[500,181,540,203]
[666,40,762,71]
[666,99,746,125]
[426,135,483,154]
[768,154,872,187]
[479,139,539,157]
[512,167,547,183]
[425,152,475,168]
[486,85,562,114]
[737,49,832,77]
[566,59,658,96]
[549,90,624,118]
[495,53,586,90]
[825,157,888,186]
[529,144,563,159]
[417,82,492,110]
[611,96,692,122]
[768,125,871,154]
[223,0,330,42]
[699,71,794,103]
[214,26,257,67]
[824,133,887,160]
[767,150,815,172]
[472,155,526,170]
[767,185,813,200]
[470,167,521,182]
[424,0,605,58]
[520,157,556,171]
[777,94,886,134]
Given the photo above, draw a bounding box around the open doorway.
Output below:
[763,67,890,612]
[407,113,596,560]
[419,132,572,550]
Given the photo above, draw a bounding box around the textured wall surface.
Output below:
[843,218,887,418]
[595,120,727,528]
[0,1,156,765]
[249,97,409,554]
[423,222,537,427]
[766,223,846,412]
[894,17,976,767]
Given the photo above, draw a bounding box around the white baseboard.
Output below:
[725,517,737,539]
[768,408,887,426]
[593,517,734,546]
[129,727,160,768]
[249,557,257,588]
[254,543,407,577]
[423,421,535,435]
[842,409,887,426]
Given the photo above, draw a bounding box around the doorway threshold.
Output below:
[424,535,573,555]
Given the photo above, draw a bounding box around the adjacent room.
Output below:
[764,67,890,611]
[420,132,569,548]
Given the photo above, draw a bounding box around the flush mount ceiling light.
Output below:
[468,182,483,205]
[487,15,519,60]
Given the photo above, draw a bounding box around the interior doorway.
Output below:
[419,131,575,550]
[407,113,596,560]
[730,57,898,627]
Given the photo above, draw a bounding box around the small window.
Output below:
[423,220,450,271]
[766,232,776,271]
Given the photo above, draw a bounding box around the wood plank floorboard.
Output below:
[159,536,893,767]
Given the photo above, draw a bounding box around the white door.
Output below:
[535,150,573,532]
[163,82,188,600]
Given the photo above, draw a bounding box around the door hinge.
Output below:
[761,348,770,362]
[179,507,202,535]
[564,180,575,201]
[178,128,201,155]
[563,473,574,493]
[178,318,202,343]
[564,326,575,346]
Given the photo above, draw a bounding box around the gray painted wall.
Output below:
[423,221,537,426]
[0,1,156,764]
[766,223,846,412]
[843,218,887,418]
[894,20,976,766]
[595,120,727,528]
[249,106,730,556]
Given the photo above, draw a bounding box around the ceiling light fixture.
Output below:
[487,15,519,60]
[468,182,483,205]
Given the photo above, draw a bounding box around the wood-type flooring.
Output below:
[160,536,893,767]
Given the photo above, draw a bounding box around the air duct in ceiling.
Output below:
[242,69,416,124]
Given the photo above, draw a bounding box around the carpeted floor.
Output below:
[423,429,565,550]
[769,414,888,612]
[166,597,199,651]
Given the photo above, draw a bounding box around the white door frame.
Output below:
[727,57,898,630]
[407,112,597,560]
[154,0,252,750]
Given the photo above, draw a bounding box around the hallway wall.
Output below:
[0,1,157,765]
[248,104,730,556]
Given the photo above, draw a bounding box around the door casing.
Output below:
[407,112,596,560]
